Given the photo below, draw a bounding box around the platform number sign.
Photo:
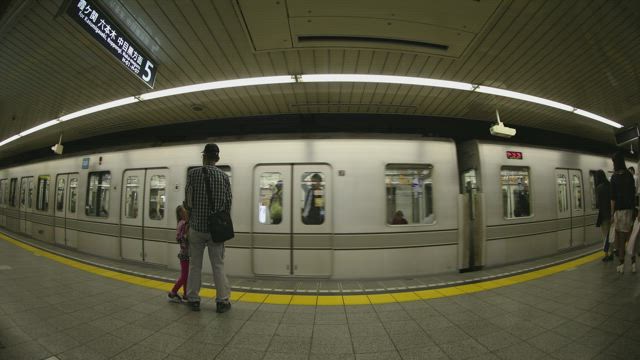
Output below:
[67,0,157,88]
[506,151,523,160]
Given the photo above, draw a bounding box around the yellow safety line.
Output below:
[0,233,601,305]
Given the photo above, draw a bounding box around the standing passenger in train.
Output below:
[184,144,232,313]
[611,152,636,273]
[168,205,189,302]
[302,173,324,225]
[595,170,612,262]
[269,180,283,224]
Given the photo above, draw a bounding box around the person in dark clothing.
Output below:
[595,170,612,261]
[302,173,324,225]
[610,152,636,273]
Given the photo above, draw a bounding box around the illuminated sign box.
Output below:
[506,151,523,160]
[67,0,157,88]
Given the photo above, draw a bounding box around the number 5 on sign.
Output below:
[142,61,154,82]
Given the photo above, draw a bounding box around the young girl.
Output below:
[168,205,189,302]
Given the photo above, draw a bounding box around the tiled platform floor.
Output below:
[1,235,640,359]
[0,229,605,295]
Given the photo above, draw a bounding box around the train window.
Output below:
[385,165,434,225]
[258,173,283,224]
[9,178,18,207]
[0,179,6,205]
[36,175,50,211]
[589,171,597,210]
[56,177,66,211]
[556,173,569,213]
[86,171,111,217]
[301,172,325,225]
[572,175,583,210]
[501,167,531,218]
[68,177,78,213]
[149,175,166,220]
[124,176,139,219]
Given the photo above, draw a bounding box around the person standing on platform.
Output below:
[611,152,636,273]
[595,170,612,262]
[185,144,232,313]
[168,205,189,302]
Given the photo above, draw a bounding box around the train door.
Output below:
[555,169,584,248]
[19,177,30,233]
[555,169,571,249]
[54,174,69,246]
[0,179,6,227]
[120,169,145,262]
[120,168,168,264]
[252,164,332,277]
[460,169,484,271]
[66,175,79,248]
[569,170,585,246]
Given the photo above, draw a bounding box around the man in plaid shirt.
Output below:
[185,143,232,313]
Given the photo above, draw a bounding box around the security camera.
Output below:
[51,135,63,155]
[489,110,516,138]
[490,123,516,138]
[51,143,64,155]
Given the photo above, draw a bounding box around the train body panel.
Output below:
[0,137,629,278]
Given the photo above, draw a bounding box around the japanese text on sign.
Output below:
[67,0,157,88]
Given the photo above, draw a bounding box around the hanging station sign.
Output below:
[67,0,157,88]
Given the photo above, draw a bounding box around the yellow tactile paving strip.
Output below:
[0,233,601,305]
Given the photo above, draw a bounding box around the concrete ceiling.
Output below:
[1,0,639,161]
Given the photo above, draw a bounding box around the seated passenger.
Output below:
[391,210,408,225]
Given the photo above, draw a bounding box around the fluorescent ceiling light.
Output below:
[475,86,575,112]
[59,97,139,122]
[0,135,21,147]
[301,74,475,91]
[19,119,60,137]
[573,109,623,128]
[139,75,296,101]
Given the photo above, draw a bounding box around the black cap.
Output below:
[202,143,220,156]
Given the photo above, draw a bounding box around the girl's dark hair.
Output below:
[176,205,184,222]
[595,170,609,187]
[612,151,627,172]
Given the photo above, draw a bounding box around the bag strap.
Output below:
[202,167,216,214]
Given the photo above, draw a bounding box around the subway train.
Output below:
[0,136,622,279]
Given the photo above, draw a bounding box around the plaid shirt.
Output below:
[185,165,232,232]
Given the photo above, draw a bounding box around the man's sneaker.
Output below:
[187,301,200,312]
[632,263,637,273]
[167,292,182,303]
[216,301,231,313]
[182,295,189,302]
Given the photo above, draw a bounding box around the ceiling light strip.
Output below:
[0,135,21,147]
[19,119,61,137]
[300,74,476,91]
[139,76,296,101]
[474,86,575,112]
[59,97,140,122]
[0,74,623,149]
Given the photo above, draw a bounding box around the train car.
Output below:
[0,137,626,279]
[458,140,622,269]
[0,137,461,279]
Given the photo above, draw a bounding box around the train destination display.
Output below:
[67,0,157,88]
